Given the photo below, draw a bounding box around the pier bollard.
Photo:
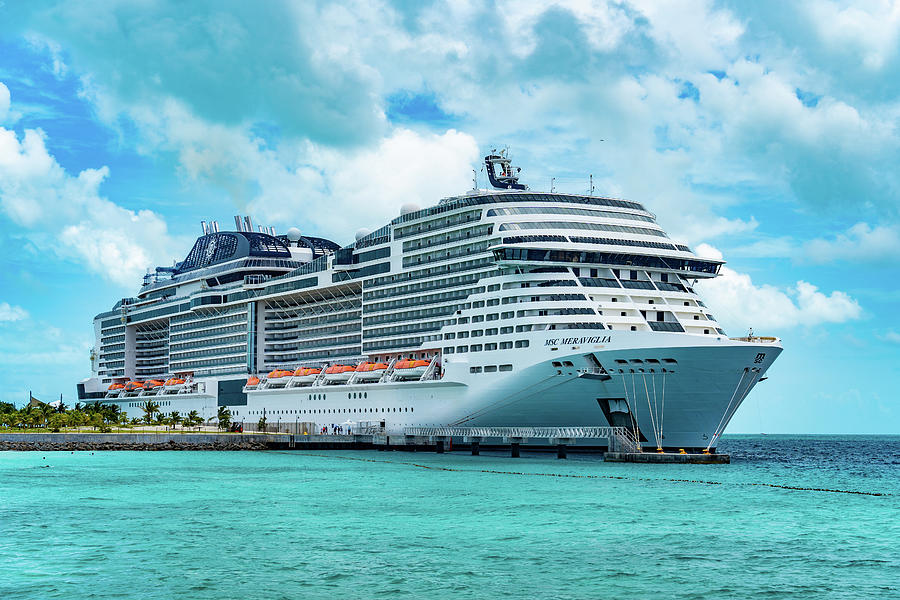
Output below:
[471,441,480,456]
[510,442,520,458]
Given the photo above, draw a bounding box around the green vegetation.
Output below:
[217,406,232,431]
[0,400,126,432]
[0,399,221,434]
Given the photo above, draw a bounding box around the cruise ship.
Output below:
[78,151,782,451]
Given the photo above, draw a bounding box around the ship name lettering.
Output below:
[545,336,611,346]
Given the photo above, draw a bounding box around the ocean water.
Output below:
[1,435,897,599]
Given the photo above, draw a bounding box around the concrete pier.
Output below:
[604,452,730,464]
[0,431,729,464]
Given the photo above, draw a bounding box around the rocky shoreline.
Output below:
[0,432,281,451]
[0,439,268,451]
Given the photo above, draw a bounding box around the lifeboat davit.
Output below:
[292,367,321,385]
[323,364,355,383]
[265,369,293,388]
[393,359,430,380]
[245,375,260,390]
[354,362,388,382]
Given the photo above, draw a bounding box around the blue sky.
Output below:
[0,1,897,432]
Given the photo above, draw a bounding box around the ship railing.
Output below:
[729,336,778,343]
[403,426,639,452]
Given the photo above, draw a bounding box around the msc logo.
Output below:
[754,353,766,364]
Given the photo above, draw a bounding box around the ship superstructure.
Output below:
[79,151,781,450]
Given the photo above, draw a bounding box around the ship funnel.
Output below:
[201,220,209,235]
[234,215,243,232]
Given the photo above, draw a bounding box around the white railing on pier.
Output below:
[403,426,639,453]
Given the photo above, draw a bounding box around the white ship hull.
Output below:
[107,331,780,450]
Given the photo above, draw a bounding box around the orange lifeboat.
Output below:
[124,381,145,393]
[394,359,430,379]
[245,375,260,390]
[144,379,165,388]
[354,362,389,382]
[324,364,355,383]
[163,378,186,393]
[106,382,125,397]
[293,367,321,385]
[264,369,293,388]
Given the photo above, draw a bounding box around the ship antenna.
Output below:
[551,177,556,193]
[472,168,478,190]
[590,174,594,196]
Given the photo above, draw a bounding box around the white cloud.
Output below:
[804,222,900,263]
[881,331,900,344]
[0,302,28,322]
[0,88,186,287]
[694,243,862,331]
[805,0,900,70]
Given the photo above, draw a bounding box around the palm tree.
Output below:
[169,411,182,429]
[186,410,200,430]
[217,406,232,431]
[141,400,160,425]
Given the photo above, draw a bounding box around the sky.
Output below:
[0,0,897,432]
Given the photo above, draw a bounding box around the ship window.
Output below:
[499,364,513,372]
[500,326,513,334]
[562,361,574,367]
[500,341,513,349]
[485,343,497,351]
[631,326,637,331]
[552,361,562,367]
[470,344,483,352]
[472,315,484,323]
[694,315,700,320]
[514,340,529,348]
[456,346,468,353]
[612,298,617,302]
[458,317,469,324]
[471,330,483,337]
[486,328,498,335]
[470,367,482,373]
[704,329,710,334]
[484,365,498,373]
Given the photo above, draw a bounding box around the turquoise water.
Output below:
[1,436,898,599]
